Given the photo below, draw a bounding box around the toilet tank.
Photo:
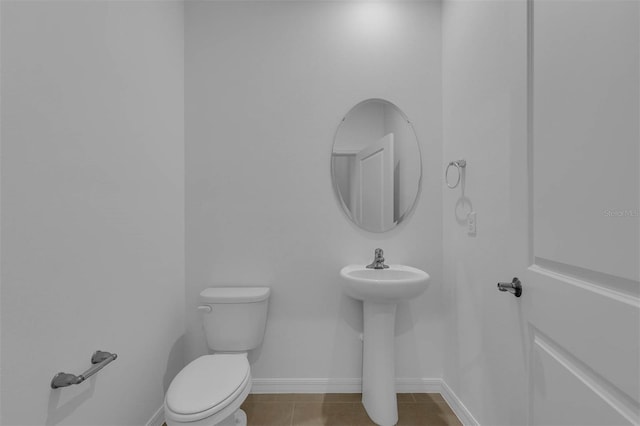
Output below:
[199,287,270,352]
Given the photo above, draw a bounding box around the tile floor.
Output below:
[240,393,462,426]
[162,393,462,426]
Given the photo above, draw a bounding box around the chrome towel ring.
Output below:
[445,159,466,189]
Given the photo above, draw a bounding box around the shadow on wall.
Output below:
[452,168,473,226]
[340,293,364,336]
[248,329,266,366]
[327,294,364,383]
[46,378,96,426]
[164,335,187,394]
[395,300,419,336]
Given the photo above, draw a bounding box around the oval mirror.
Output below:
[331,99,422,232]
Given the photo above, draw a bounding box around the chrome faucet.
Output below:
[366,248,389,269]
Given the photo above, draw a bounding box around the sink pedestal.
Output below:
[362,301,398,426]
[340,264,429,426]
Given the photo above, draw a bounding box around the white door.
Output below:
[352,133,394,231]
[512,1,640,424]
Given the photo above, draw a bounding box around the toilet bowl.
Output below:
[164,287,270,426]
[165,354,251,426]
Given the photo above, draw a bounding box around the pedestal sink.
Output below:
[340,264,430,426]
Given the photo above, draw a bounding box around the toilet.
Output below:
[164,287,270,426]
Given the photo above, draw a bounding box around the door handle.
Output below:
[497,277,522,297]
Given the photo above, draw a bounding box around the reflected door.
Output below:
[352,133,394,231]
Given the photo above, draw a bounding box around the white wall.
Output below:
[185,0,443,385]
[442,1,528,424]
[1,1,185,425]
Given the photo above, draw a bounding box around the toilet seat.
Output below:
[165,354,251,425]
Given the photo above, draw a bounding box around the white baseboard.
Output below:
[250,377,442,394]
[251,377,362,394]
[145,405,165,426]
[147,378,479,426]
[395,377,443,393]
[440,380,480,426]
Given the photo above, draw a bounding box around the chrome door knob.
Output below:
[497,277,522,297]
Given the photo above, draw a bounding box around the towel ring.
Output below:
[445,160,466,189]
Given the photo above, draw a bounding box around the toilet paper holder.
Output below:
[51,350,117,389]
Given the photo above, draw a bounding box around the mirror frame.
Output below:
[330,98,423,233]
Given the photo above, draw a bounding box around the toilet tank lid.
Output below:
[200,287,270,304]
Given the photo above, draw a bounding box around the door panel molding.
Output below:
[526,266,640,401]
[530,328,639,425]
[531,260,640,305]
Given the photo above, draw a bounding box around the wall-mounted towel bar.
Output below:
[51,350,117,389]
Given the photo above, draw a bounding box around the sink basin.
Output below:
[340,264,429,303]
[340,263,430,426]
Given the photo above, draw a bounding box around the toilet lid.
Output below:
[166,354,250,415]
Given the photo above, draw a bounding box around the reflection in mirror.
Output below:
[331,99,422,232]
